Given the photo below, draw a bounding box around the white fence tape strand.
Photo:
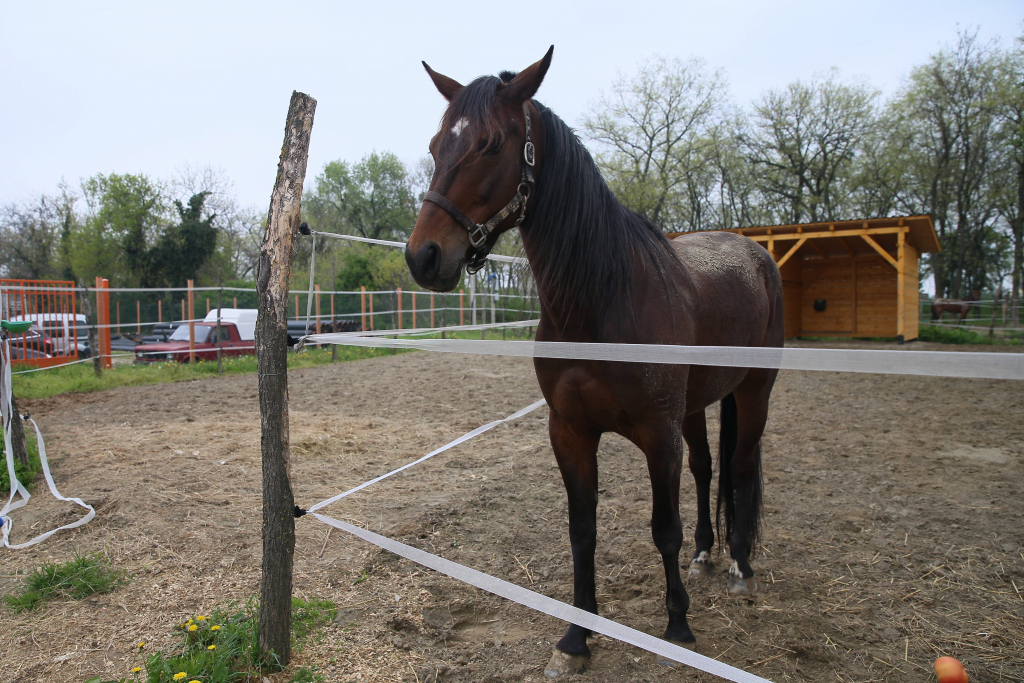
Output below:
[311,513,772,683]
[1,337,95,549]
[308,399,546,513]
[303,334,1024,381]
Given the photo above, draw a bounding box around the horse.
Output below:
[404,47,784,677]
[931,289,980,324]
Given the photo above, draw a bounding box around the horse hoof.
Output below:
[544,650,589,678]
[655,639,697,667]
[727,574,756,596]
[688,560,715,578]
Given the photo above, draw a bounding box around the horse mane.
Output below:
[526,102,680,328]
[441,77,680,329]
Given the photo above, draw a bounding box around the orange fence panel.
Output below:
[1,279,81,368]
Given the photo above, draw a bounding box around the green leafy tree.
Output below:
[305,151,417,240]
[70,173,165,285]
[147,192,218,287]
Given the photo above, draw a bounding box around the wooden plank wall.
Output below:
[787,249,920,339]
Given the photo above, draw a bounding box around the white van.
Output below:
[203,309,257,341]
[9,313,89,357]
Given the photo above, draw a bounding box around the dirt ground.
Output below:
[2,340,1023,683]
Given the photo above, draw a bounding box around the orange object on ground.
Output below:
[934,656,968,683]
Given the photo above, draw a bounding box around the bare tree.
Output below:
[739,70,878,225]
[582,56,728,231]
[891,29,1001,297]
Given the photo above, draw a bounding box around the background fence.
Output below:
[1,275,542,368]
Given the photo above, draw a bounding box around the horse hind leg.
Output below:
[719,386,770,597]
[683,411,715,579]
[544,411,600,679]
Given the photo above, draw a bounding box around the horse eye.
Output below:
[479,139,502,156]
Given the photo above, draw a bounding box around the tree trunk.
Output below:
[8,394,30,469]
[256,90,316,667]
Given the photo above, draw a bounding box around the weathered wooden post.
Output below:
[255,90,316,666]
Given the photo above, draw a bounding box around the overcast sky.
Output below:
[2,1,1020,213]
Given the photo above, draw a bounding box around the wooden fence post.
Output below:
[187,279,196,364]
[397,287,403,330]
[98,278,111,369]
[255,90,316,666]
[360,286,366,332]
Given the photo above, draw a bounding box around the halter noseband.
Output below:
[423,102,536,275]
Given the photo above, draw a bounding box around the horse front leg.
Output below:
[544,409,600,679]
[639,423,696,661]
[683,411,715,578]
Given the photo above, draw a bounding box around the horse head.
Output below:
[405,47,553,291]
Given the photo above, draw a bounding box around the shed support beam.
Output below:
[897,230,906,343]
[860,234,898,268]
[775,237,807,268]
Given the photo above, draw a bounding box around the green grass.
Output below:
[11,346,388,400]
[0,427,40,493]
[4,552,125,612]
[918,324,1024,346]
[84,597,336,683]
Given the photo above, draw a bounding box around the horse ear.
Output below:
[504,45,554,103]
[422,61,464,101]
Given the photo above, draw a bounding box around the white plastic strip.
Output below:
[309,398,546,513]
[302,334,1024,381]
[309,229,528,265]
[312,513,771,683]
[1,337,95,549]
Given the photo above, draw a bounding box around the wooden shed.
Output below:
[669,216,941,341]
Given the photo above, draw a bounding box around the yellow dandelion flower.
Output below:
[208,644,216,650]
[210,625,221,631]
[186,619,194,625]
[188,624,198,632]
[132,667,142,673]
[196,615,207,621]
[189,680,201,683]
[173,674,187,681]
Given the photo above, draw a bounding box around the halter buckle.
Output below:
[524,141,535,166]
[468,224,489,249]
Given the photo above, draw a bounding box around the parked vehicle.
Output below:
[133,309,256,363]
[9,313,88,357]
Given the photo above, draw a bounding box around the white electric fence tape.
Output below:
[303,333,1024,380]
[1,337,95,549]
[307,398,771,682]
[308,228,528,265]
[312,513,771,683]
[308,398,546,514]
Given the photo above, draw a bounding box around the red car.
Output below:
[134,320,254,363]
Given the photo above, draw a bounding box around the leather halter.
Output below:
[423,102,536,274]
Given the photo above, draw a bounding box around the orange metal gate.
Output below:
[1,279,81,368]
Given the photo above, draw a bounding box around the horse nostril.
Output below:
[416,242,442,281]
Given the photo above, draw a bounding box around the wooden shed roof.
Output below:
[667,216,940,260]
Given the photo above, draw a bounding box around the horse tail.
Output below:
[715,392,764,552]
[930,303,939,321]
[716,393,738,550]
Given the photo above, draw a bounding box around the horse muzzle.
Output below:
[405,240,464,292]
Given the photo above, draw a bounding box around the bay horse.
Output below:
[931,290,980,324]
[405,47,784,677]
